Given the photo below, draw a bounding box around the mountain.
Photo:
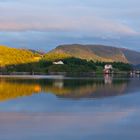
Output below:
[1,44,140,67]
[0,45,41,66]
[48,44,140,65]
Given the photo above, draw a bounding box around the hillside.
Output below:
[1,44,140,66]
[121,48,140,65]
[48,44,140,64]
[0,46,41,67]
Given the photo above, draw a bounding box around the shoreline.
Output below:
[0,72,134,80]
[0,75,65,79]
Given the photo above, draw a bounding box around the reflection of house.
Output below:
[104,64,113,74]
[53,80,64,88]
[104,74,112,84]
[53,61,64,65]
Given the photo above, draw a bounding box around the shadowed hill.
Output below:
[48,44,140,64]
[121,48,140,65]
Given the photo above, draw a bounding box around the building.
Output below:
[53,61,64,65]
[104,64,113,74]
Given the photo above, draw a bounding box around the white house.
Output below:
[104,64,113,70]
[53,61,64,65]
[104,64,113,74]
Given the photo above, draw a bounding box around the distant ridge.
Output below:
[49,44,140,65]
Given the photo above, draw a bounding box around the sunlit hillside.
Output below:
[0,45,41,66]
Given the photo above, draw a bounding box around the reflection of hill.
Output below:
[0,79,41,101]
[47,80,128,99]
[0,77,130,102]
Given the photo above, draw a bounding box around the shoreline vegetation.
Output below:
[0,58,132,75]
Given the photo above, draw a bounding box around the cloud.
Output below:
[0,0,138,36]
[0,10,138,36]
[0,0,139,51]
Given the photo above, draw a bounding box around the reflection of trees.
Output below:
[48,82,128,99]
[0,78,129,101]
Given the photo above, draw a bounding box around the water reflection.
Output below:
[0,76,140,140]
[0,75,135,102]
[104,74,113,84]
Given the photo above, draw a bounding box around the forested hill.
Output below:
[49,44,140,65]
[0,45,133,73]
[1,44,140,68]
[0,45,41,66]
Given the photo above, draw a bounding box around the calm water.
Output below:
[0,75,140,140]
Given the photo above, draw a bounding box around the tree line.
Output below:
[1,57,132,74]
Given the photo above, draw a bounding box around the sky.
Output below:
[0,0,140,51]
